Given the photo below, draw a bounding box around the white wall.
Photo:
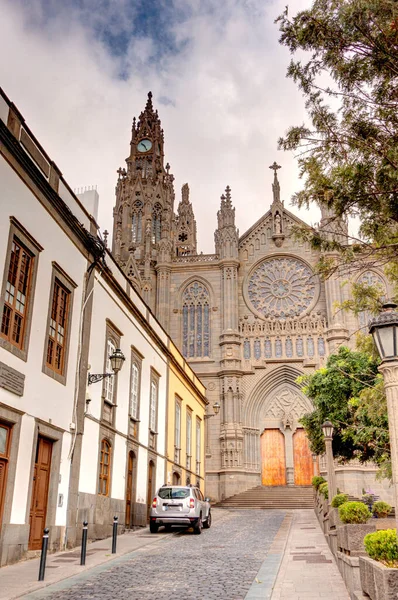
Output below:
[0,157,87,527]
[80,271,168,507]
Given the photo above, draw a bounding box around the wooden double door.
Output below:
[261,428,314,486]
[29,436,53,550]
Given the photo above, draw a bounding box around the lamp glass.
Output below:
[377,325,396,359]
[213,402,220,415]
[322,421,334,438]
[110,348,125,373]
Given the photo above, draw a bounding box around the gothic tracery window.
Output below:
[152,203,162,244]
[357,271,386,331]
[131,201,143,243]
[182,282,211,358]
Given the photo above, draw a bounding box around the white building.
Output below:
[0,88,206,566]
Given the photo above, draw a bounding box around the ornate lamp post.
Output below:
[87,348,126,385]
[369,301,398,530]
[322,420,337,502]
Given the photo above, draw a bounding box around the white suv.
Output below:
[149,485,211,535]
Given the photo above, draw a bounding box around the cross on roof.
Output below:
[269,161,281,173]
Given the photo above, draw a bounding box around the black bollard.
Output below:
[80,521,88,565]
[111,516,118,554]
[38,528,50,581]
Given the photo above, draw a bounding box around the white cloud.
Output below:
[0,0,320,252]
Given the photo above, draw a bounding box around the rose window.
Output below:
[247,257,316,318]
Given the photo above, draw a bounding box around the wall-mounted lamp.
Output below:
[204,401,221,419]
[87,348,126,385]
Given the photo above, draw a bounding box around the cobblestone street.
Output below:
[31,509,286,600]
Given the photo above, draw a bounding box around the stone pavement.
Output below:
[0,508,349,600]
[269,510,349,600]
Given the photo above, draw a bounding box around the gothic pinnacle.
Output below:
[146,91,153,111]
[225,185,232,207]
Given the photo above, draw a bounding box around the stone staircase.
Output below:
[214,485,314,510]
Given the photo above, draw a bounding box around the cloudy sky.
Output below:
[0,0,319,252]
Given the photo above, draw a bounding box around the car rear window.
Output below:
[158,488,190,499]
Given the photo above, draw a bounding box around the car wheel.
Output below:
[193,515,203,535]
[149,522,159,534]
[203,510,211,529]
[165,524,172,532]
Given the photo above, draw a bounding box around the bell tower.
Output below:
[112,92,175,310]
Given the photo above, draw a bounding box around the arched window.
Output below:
[254,339,261,360]
[152,203,162,244]
[98,439,111,496]
[131,200,143,243]
[318,337,326,356]
[182,281,211,358]
[244,340,251,359]
[357,271,386,331]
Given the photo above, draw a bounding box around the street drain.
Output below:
[295,546,316,549]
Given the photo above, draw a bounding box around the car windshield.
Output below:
[158,488,190,499]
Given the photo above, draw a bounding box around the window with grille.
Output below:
[104,338,116,404]
[1,238,33,350]
[149,379,158,432]
[174,400,181,464]
[46,279,70,374]
[130,362,139,419]
[196,419,201,475]
[186,412,192,470]
[182,282,211,358]
[98,439,111,496]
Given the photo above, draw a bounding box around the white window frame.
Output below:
[130,362,139,419]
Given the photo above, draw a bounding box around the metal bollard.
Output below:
[38,528,50,581]
[80,521,88,565]
[111,516,118,554]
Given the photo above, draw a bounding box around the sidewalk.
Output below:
[245,509,349,600]
[0,527,169,600]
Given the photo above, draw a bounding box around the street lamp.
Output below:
[204,401,221,419]
[369,301,398,531]
[87,348,126,385]
[322,420,337,502]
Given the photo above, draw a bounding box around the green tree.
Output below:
[298,346,389,466]
[276,0,398,280]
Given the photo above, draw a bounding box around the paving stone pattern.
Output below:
[44,510,286,600]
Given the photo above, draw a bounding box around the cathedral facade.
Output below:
[112,93,391,501]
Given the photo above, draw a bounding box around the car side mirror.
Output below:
[205,497,210,502]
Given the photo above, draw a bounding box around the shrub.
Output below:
[372,501,392,518]
[318,482,328,499]
[362,492,378,510]
[338,501,371,524]
[312,475,326,490]
[364,529,398,567]
[331,493,349,508]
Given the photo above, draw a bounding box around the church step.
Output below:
[214,485,315,510]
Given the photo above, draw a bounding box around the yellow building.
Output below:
[167,342,208,492]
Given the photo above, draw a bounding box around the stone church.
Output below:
[112,92,390,502]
